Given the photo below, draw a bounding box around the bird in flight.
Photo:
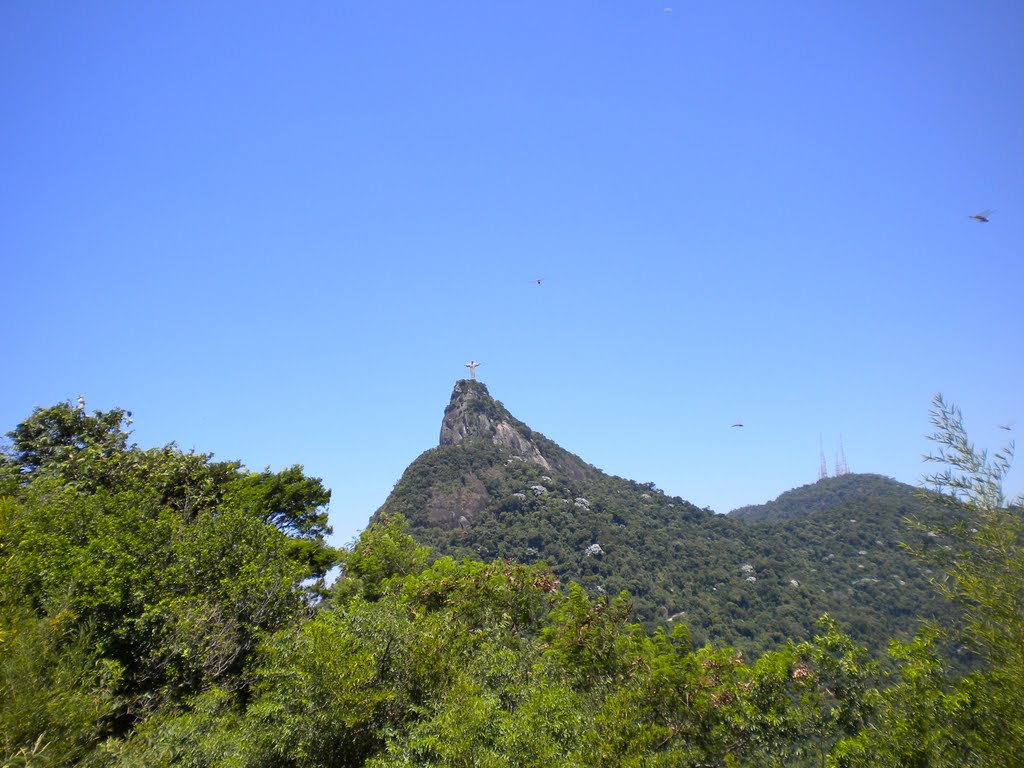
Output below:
[529,277,544,285]
[968,209,995,223]
[731,422,744,428]
[997,421,1015,431]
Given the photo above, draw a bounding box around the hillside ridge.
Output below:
[728,473,920,523]
[375,381,960,655]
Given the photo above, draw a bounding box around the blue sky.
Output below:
[3,2,1022,547]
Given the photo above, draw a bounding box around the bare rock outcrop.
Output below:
[438,379,599,482]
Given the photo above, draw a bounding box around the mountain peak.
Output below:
[438,379,599,481]
[438,379,502,446]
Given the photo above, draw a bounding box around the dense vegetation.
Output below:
[1,395,1021,765]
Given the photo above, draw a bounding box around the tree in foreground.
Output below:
[831,394,1024,767]
[1,401,337,762]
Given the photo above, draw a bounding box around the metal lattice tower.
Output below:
[835,435,849,476]
[819,436,829,480]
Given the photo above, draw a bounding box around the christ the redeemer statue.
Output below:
[465,360,480,380]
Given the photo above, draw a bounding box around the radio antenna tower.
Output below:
[835,435,850,476]
[818,435,829,480]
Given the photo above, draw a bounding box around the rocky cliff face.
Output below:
[375,380,602,534]
[438,379,504,446]
[438,379,599,481]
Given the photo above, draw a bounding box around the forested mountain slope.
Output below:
[377,381,959,655]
